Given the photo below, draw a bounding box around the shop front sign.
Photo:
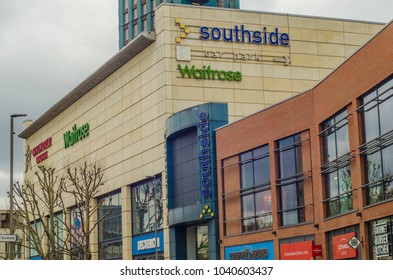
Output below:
[332,232,357,260]
[280,241,314,260]
[132,231,164,256]
[373,222,391,257]
[224,241,274,260]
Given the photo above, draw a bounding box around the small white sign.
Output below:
[176,46,191,61]
[347,236,361,250]
[137,237,160,251]
[0,234,20,242]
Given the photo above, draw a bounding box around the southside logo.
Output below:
[63,123,90,149]
[200,25,290,46]
[178,64,242,82]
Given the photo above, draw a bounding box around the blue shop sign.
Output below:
[224,241,274,260]
[132,231,164,256]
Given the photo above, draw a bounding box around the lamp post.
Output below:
[9,113,27,260]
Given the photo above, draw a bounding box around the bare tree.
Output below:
[12,166,69,260]
[61,162,109,260]
[12,163,110,260]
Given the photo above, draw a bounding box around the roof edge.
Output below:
[19,31,156,139]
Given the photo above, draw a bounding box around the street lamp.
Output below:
[10,113,27,259]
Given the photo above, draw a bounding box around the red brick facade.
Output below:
[216,22,393,260]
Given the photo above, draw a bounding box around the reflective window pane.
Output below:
[380,94,393,135]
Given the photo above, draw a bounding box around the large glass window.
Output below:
[276,134,305,226]
[132,175,163,235]
[320,109,353,217]
[359,77,393,205]
[29,220,42,260]
[47,213,64,260]
[98,192,122,260]
[168,128,199,209]
[240,145,272,232]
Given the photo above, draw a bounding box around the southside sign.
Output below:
[200,25,290,47]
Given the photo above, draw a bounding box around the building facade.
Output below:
[19,4,384,259]
[118,0,239,49]
[216,21,393,260]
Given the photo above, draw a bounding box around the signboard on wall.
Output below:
[373,222,391,258]
[280,241,313,260]
[224,241,274,260]
[132,231,164,256]
[332,232,357,260]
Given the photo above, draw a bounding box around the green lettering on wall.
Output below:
[63,123,90,149]
[177,64,242,82]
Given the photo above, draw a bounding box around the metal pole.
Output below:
[9,114,27,260]
[153,176,158,260]
[9,116,14,260]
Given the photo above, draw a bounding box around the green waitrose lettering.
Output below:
[178,64,242,81]
[63,123,90,149]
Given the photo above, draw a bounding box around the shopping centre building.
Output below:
[216,20,393,260]
[19,3,385,259]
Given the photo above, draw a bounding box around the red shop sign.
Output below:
[332,232,357,260]
[280,241,313,260]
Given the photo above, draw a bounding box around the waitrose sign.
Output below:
[178,64,242,81]
[63,123,90,149]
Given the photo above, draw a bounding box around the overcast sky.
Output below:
[0,0,392,208]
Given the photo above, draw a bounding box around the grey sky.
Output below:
[0,0,392,208]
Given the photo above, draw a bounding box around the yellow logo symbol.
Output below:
[175,18,190,43]
[200,204,214,219]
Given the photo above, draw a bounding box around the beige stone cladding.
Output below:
[21,4,384,259]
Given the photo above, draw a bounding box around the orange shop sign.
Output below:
[280,241,313,260]
[332,232,357,260]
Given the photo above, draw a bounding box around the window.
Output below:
[47,213,64,259]
[133,8,138,20]
[240,145,272,232]
[123,12,129,24]
[142,3,147,15]
[133,23,138,38]
[70,208,85,259]
[123,0,129,11]
[123,26,130,45]
[98,192,122,260]
[132,176,163,235]
[276,134,305,226]
[359,77,393,204]
[321,109,352,217]
[29,220,43,260]
[167,128,199,209]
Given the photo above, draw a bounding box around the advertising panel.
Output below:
[280,241,313,260]
[132,230,164,256]
[224,241,274,260]
[332,232,357,260]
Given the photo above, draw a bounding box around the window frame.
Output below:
[239,145,272,233]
